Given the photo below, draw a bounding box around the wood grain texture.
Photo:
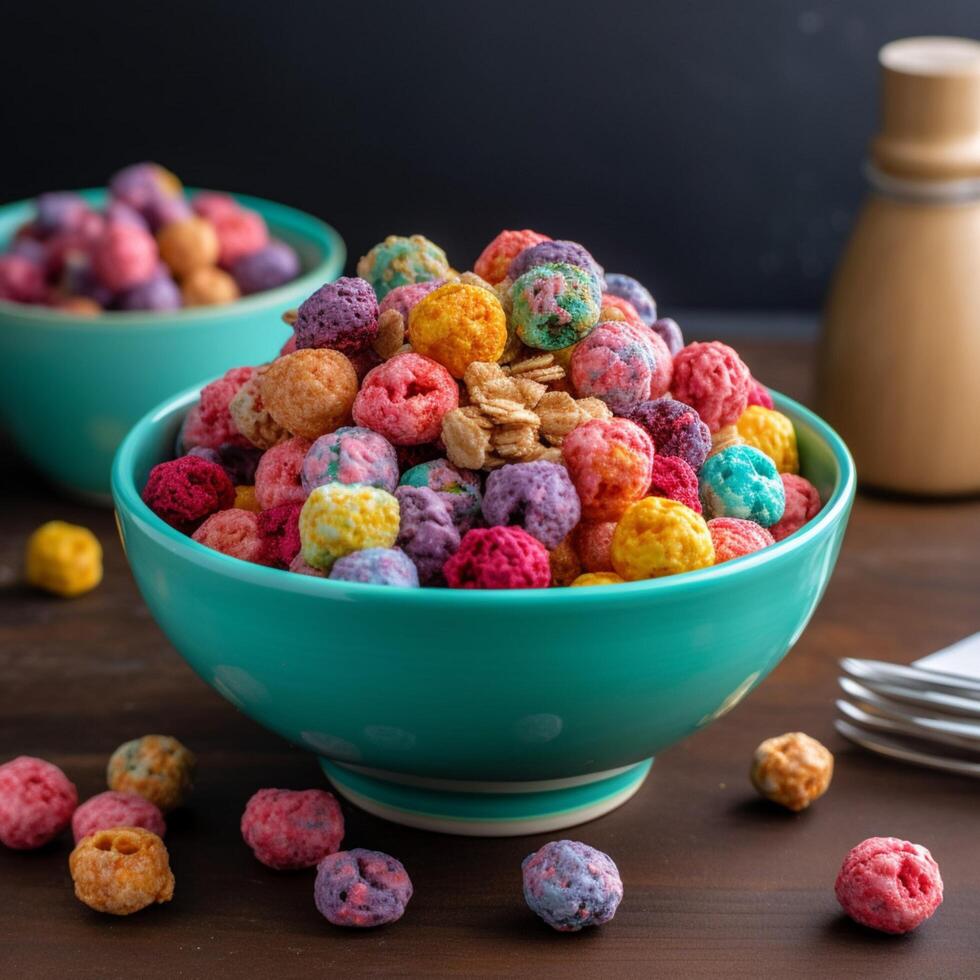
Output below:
[1,339,978,979]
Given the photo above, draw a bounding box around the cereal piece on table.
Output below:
[156,216,219,278]
[233,485,260,512]
[294,277,380,355]
[750,732,833,812]
[746,376,774,409]
[180,266,240,306]
[212,208,269,267]
[299,484,400,570]
[699,445,786,527]
[508,239,604,287]
[257,503,302,568]
[548,536,582,586]
[241,788,344,869]
[301,426,399,494]
[107,735,195,812]
[329,547,420,587]
[399,458,482,533]
[474,229,550,285]
[315,848,413,927]
[395,486,461,584]
[357,234,450,299]
[770,474,822,541]
[254,436,314,509]
[261,349,358,440]
[70,827,174,916]
[25,521,102,597]
[835,837,943,934]
[671,341,752,433]
[192,509,265,562]
[572,521,616,572]
[72,791,166,844]
[182,366,255,450]
[571,571,625,587]
[229,374,290,450]
[482,461,580,549]
[708,517,774,563]
[611,496,715,580]
[708,424,743,457]
[444,526,550,589]
[648,455,702,513]
[117,274,182,311]
[511,262,602,351]
[603,272,657,325]
[92,222,159,292]
[142,455,234,532]
[522,840,623,932]
[231,240,301,294]
[0,756,77,849]
[650,316,684,356]
[736,405,799,474]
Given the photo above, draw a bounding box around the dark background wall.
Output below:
[3,1,977,311]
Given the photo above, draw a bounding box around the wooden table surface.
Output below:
[1,338,978,979]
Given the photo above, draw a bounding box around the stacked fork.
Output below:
[836,632,980,777]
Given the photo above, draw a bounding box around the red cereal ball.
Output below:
[649,455,702,513]
[241,788,344,870]
[770,473,822,541]
[444,526,551,589]
[571,521,616,572]
[835,837,943,934]
[353,352,459,445]
[708,517,774,563]
[562,418,654,522]
[192,508,265,562]
[0,756,78,850]
[747,376,774,409]
[671,341,751,433]
[258,503,302,568]
[192,191,241,223]
[71,791,166,844]
[213,208,269,267]
[254,436,314,510]
[0,254,47,303]
[181,367,255,450]
[473,229,551,285]
[142,455,235,531]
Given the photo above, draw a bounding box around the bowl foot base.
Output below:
[319,758,653,837]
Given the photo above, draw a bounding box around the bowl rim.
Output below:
[112,379,857,605]
[0,187,345,328]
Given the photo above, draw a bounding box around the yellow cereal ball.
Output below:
[571,572,625,587]
[25,521,103,597]
[233,485,261,512]
[611,497,714,581]
[408,282,507,378]
[299,483,400,570]
[750,732,834,811]
[736,405,799,474]
[157,216,219,278]
[181,266,240,307]
[70,827,174,915]
[261,349,358,440]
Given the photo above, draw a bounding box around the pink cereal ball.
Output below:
[671,341,751,433]
[770,473,822,542]
[213,209,269,267]
[645,328,673,399]
[570,320,660,416]
[254,436,314,510]
[708,517,774,563]
[72,791,166,844]
[192,508,266,563]
[649,455,702,513]
[0,756,78,850]
[181,366,255,450]
[378,280,444,321]
[241,788,345,870]
[747,377,774,409]
[473,229,551,285]
[92,223,159,292]
[835,837,943,934]
[0,254,47,303]
[353,352,459,446]
[192,192,242,223]
[571,521,616,572]
[444,526,551,589]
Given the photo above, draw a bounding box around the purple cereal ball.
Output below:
[62,253,115,307]
[71,791,166,844]
[522,840,623,932]
[314,848,413,928]
[301,426,399,494]
[394,485,460,584]
[378,279,444,321]
[508,240,604,287]
[650,317,683,356]
[232,240,301,295]
[604,272,657,325]
[116,274,182,311]
[35,192,91,238]
[398,458,482,533]
[295,276,380,355]
[105,199,150,231]
[482,461,580,549]
[628,397,711,471]
[328,547,420,587]
[143,193,193,233]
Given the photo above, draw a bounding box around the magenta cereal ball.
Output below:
[294,276,380,355]
[628,397,711,471]
[241,788,345,870]
[314,848,413,927]
[482,461,581,549]
[301,426,399,494]
[0,756,78,850]
[72,791,166,844]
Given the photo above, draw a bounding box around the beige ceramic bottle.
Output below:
[820,37,980,495]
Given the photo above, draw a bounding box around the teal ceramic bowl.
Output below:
[0,189,344,501]
[113,385,855,836]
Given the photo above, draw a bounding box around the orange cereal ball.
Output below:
[571,572,625,587]
[408,282,507,378]
[611,496,714,581]
[107,735,195,812]
[473,229,550,285]
[260,349,358,440]
[181,265,240,306]
[750,732,834,811]
[157,216,219,278]
[70,827,174,916]
[736,405,799,474]
[572,521,616,572]
[548,535,582,586]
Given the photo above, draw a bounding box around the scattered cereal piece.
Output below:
[750,732,833,811]
[25,521,103,597]
[0,756,77,849]
[241,788,345,869]
[699,445,786,526]
[737,405,799,474]
[299,483,400,569]
[770,474,822,541]
[72,791,166,844]
[611,496,714,580]
[709,517,774,563]
[444,526,551,589]
[261,349,358,440]
[107,735,195,812]
[315,848,413,927]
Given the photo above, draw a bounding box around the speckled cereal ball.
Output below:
[572,521,616,572]
[315,848,413,928]
[747,377,774,409]
[508,240,604,287]
[229,373,290,450]
[562,418,654,522]
[571,572,625,587]
[142,455,234,532]
[444,526,551,589]
[261,349,358,440]
[522,840,623,932]
[299,483,400,569]
[649,455,702,513]
[72,791,166,844]
[181,266,240,306]
[408,282,507,378]
[182,366,255,450]
[70,827,174,916]
[628,398,711,472]
[92,222,158,292]
[116,274,182,311]
[708,517,774,563]
[511,262,601,351]
[301,426,399,494]
[548,536,582,586]
[357,234,450,299]
[750,731,833,812]
[25,520,103,597]
[699,445,785,526]
[0,756,77,849]
[671,341,752,433]
[232,240,301,294]
[482,461,580,549]
[107,735,195,812]
[474,229,550,285]
[736,405,799,474]
[156,215,219,278]
[651,317,684,356]
[570,320,663,415]
[295,277,380,355]
[329,547,420,587]
[611,496,714,580]
[603,272,656,325]
[254,436,314,510]
[353,352,459,445]
[835,837,943,934]
[770,474,822,542]
[192,508,265,563]
[399,458,482,533]
[241,788,345,870]
[257,503,302,568]
[394,485,460,584]
[212,208,269,267]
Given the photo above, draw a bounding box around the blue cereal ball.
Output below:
[699,444,785,526]
[604,272,657,326]
[522,840,623,932]
[328,547,419,587]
